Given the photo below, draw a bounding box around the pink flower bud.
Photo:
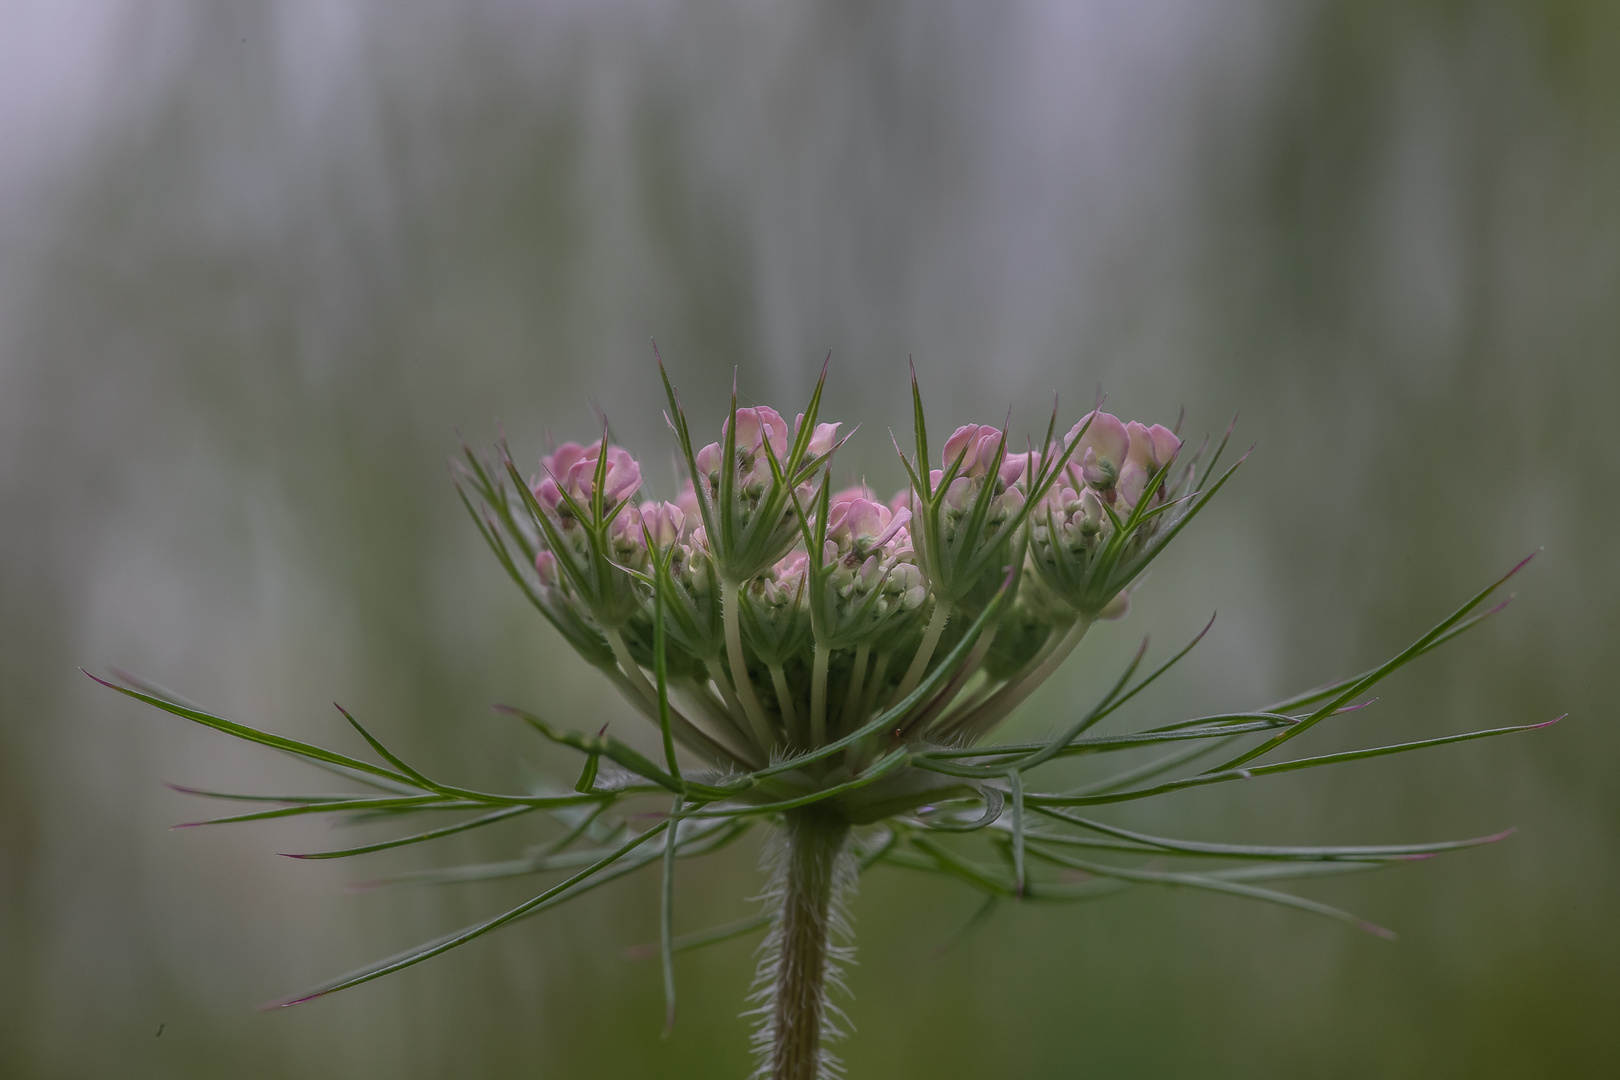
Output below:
[777,550,808,577]
[1078,489,1105,533]
[597,447,644,505]
[857,554,883,589]
[944,476,974,511]
[830,485,877,511]
[1119,422,1179,507]
[827,497,891,548]
[695,442,723,483]
[534,549,561,588]
[1079,447,1112,488]
[608,503,644,548]
[942,424,1010,479]
[1124,421,1179,473]
[796,414,841,457]
[639,501,685,549]
[676,480,701,523]
[999,451,1030,487]
[886,563,922,594]
[543,442,644,510]
[542,442,589,481]
[723,406,790,459]
[1117,463,1148,507]
[1067,411,1128,488]
[942,425,981,472]
[534,477,565,512]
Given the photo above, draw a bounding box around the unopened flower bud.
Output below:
[827,497,892,550]
[797,414,841,458]
[1080,447,1117,489]
[608,504,644,549]
[640,501,685,549]
[1078,489,1105,536]
[723,406,790,459]
[1068,411,1128,489]
[676,480,701,522]
[695,442,723,486]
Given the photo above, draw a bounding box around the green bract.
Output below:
[97,360,1555,1080]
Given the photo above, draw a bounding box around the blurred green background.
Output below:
[1,2,1615,1077]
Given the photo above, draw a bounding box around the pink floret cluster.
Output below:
[528,404,1180,626]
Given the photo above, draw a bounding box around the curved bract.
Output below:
[97,359,1555,1080]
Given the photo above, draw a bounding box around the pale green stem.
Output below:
[858,651,890,725]
[899,623,999,742]
[606,627,657,707]
[770,664,800,743]
[949,617,1093,742]
[892,601,951,707]
[809,643,831,747]
[928,627,1064,743]
[721,577,775,751]
[840,642,871,732]
[677,677,762,769]
[601,635,747,769]
[705,659,749,728]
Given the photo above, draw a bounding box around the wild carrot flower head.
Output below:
[101,355,1552,1080]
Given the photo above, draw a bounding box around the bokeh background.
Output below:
[2,2,1615,1077]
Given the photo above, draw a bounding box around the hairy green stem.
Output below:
[769,810,850,1080]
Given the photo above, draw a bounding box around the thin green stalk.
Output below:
[676,677,760,768]
[810,643,831,746]
[893,601,951,705]
[947,617,1091,741]
[840,643,870,733]
[721,577,775,751]
[606,628,657,707]
[858,651,890,724]
[771,664,801,743]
